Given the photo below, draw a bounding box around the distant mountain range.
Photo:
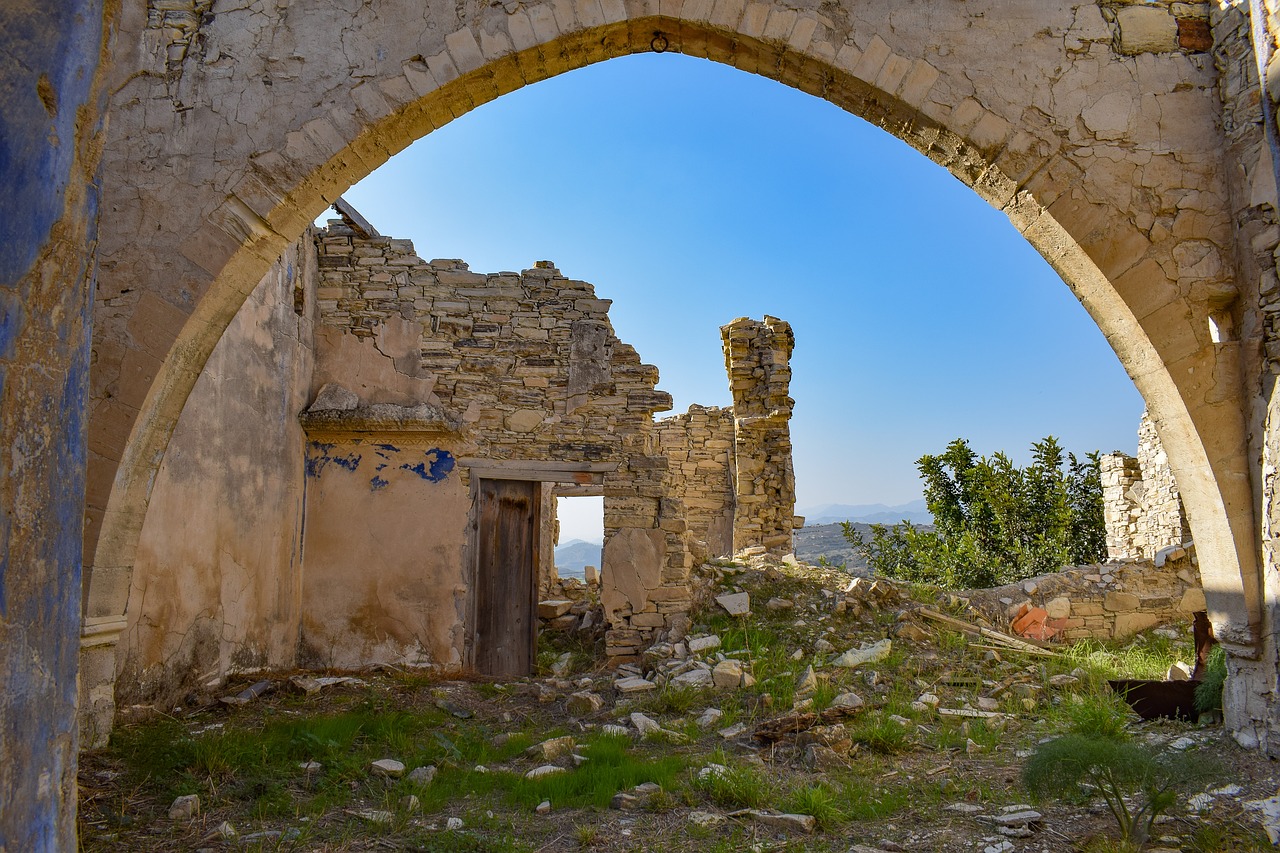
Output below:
[554,539,602,579]
[797,499,932,526]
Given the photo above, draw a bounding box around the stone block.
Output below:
[1104,591,1141,612]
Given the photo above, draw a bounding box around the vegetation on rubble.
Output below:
[1023,734,1216,846]
[80,558,1275,852]
[843,436,1106,588]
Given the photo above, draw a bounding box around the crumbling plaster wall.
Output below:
[1100,410,1192,562]
[301,219,682,665]
[1,2,110,845]
[116,234,318,713]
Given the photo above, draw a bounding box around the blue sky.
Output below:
[333,52,1145,543]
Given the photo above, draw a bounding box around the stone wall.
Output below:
[653,406,737,559]
[117,234,317,713]
[723,316,797,554]
[967,553,1206,643]
[307,215,695,660]
[1100,411,1191,562]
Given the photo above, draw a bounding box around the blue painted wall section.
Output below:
[401,449,455,483]
[1,1,105,848]
[308,442,454,492]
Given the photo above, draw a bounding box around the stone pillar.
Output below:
[1,2,106,847]
[1100,452,1144,561]
[1135,412,1191,554]
[721,316,796,554]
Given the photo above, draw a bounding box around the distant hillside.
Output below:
[798,499,932,526]
[554,539,601,579]
[794,521,934,576]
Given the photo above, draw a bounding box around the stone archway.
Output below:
[83,0,1264,745]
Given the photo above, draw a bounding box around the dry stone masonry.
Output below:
[653,406,737,559]
[722,316,798,555]
[1101,411,1192,562]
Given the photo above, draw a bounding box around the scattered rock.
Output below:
[535,800,551,814]
[698,763,729,781]
[630,712,662,735]
[712,659,745,689]
[566,691,604,715]
[1047,674,1079,687]
[689,810,724,827]
[219,680,274,706]
[688,635,722,654]
[602,724,630,737]
[524,765,567,780]
[718,723,747,739]
[350,808,394,824]
[400,795,420,811]
[739,810,816,833]
[697,708,724,728]
[168,795,200,820]
[446,817,465,830]
[805,744,847,770]
[530,735,575,760]
[671,667,714,688]
[945,802,984,814]
[795,665,819,696]
[615,676,657,693]
[538,599,573,619]
[205,821,236,841]
[716,592,751,616]
[833,638,892,668]
[550,652,572,677]
[766,597,794,611]
[290,675,362,695]
[407,765,437,785]
[298,761,322,773]
[370,758,406,779]
[610,792,641,810]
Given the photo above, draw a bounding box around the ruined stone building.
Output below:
[1101,412,1194,563]
[109,207,796,721]
[21,0,1280,844]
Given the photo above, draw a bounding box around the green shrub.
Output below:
[843,436,1105,589]
[1023,734,1217,845]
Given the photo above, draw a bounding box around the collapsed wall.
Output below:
[723,316,798,554]
[653,406,737,559]
[1100,411,1191,562]
[114,205,805,700]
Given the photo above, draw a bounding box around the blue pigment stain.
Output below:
[305,442,360,476]
[375,443,400,452]
[400,448,455,483]
[370,475,389,490]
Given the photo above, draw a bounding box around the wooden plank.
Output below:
[474,479,538,677]
[917,607,1055,656]
[468,467,603,484]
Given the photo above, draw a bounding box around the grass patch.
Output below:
[692,760,770,809]
[849,712,912,754]
[782,782,847,830]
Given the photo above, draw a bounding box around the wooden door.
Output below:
[474,479,539,676]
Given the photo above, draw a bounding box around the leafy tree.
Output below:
[842,436,1106,589]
